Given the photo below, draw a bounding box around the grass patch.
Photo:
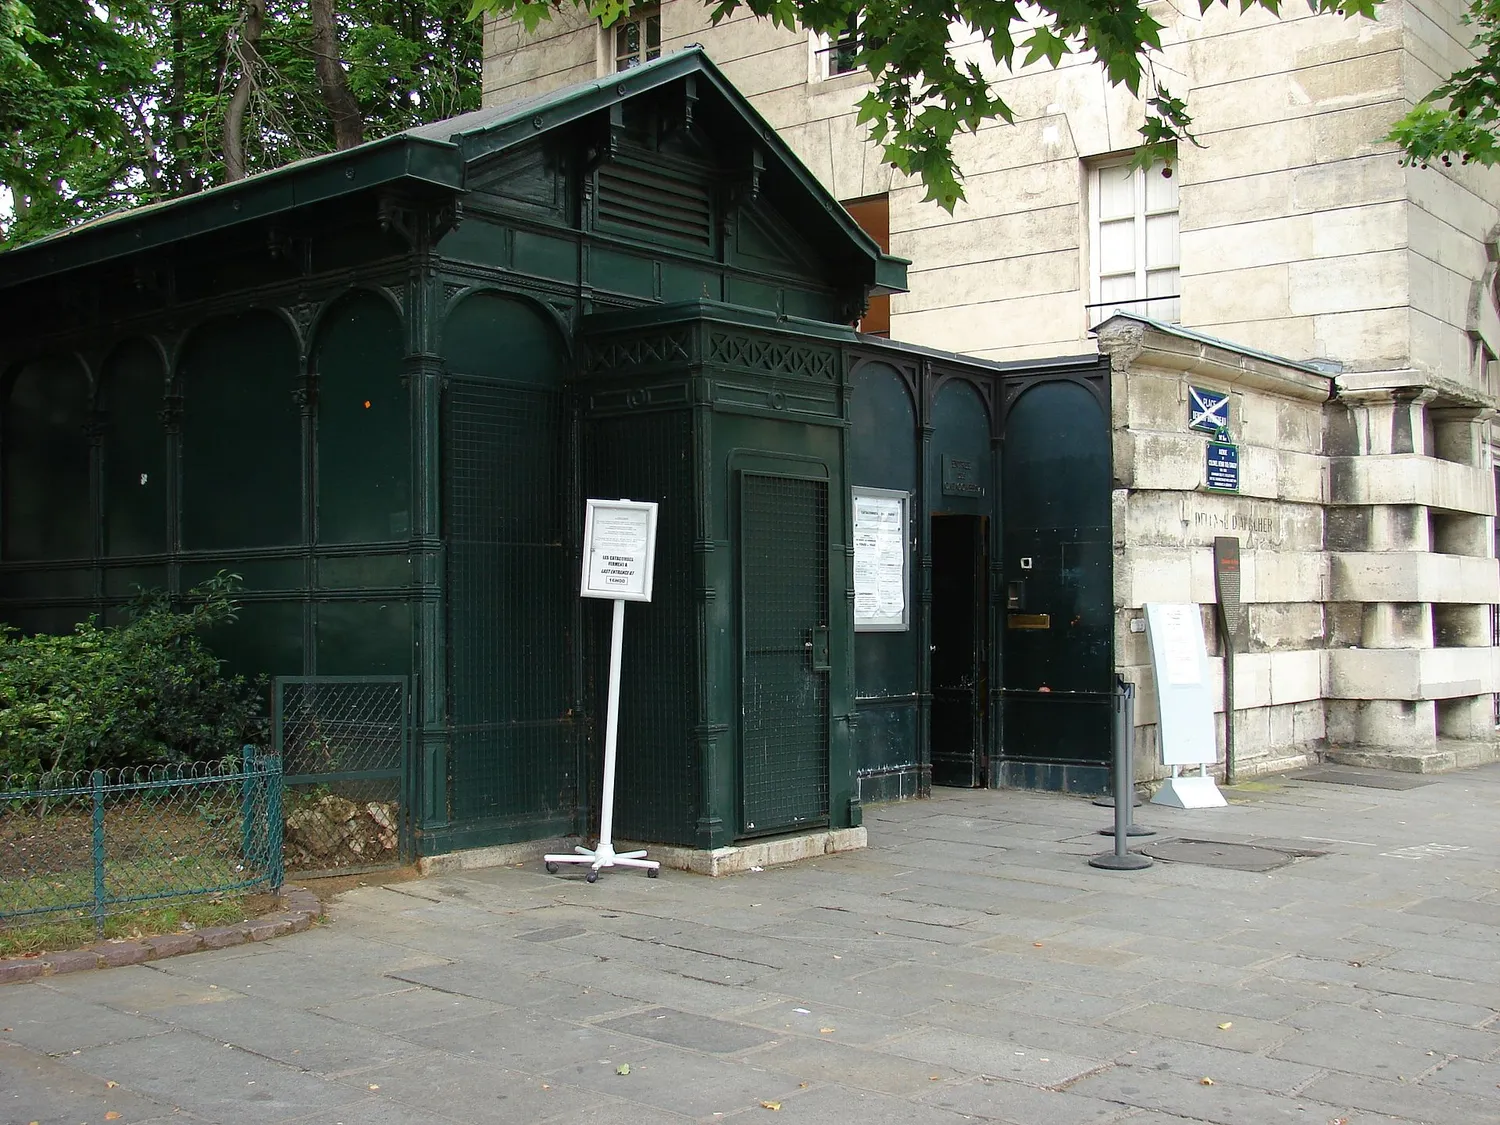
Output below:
[0,896,252,957]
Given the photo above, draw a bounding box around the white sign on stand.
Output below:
[1144,603,1227,809]
[581,500,657,601]
[547,499,662,881]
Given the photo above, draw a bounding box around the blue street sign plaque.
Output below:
[1205,440,1239,493]
[1189,386,1230,433]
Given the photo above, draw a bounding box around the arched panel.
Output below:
[1004,380,1110,533]
[927,378,991,515]
[849,360,920,775]
[179,311,302,550]
[313,291,409,544]
[100,339,168,556]
[443,290,567,385]
[850,360,916,492]
[441,293,574,824]
[2,355,91,560]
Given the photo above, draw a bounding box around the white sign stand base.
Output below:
[545,598,660,882]
[1152,765,1228,809]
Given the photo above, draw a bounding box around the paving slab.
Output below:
[917,1075,1132,1125]
[68,1029,368,1124]
[0,986,172,1054]
[596,1005,776,1054]
[1301,1070,1500,1125]
[739,1034,968,1096]
[330,1050,605,1123]
[1103,1002,1290,1053]
[2,763,1498,1125]
[543,1043,806,1119]
[1067,1067,1353,1125]
[715,1082,993,1124]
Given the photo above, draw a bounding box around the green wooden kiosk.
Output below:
[0,50,1115,865]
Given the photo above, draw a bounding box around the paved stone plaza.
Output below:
[3,765,1499,1125]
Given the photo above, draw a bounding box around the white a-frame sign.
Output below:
[546,499,661,881]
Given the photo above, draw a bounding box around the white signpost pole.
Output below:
[545,499,661,882]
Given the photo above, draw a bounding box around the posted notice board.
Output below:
[581,499,658,602]
[1144,602,1217,766]
[852,487,908,630]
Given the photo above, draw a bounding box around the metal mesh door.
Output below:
[739,473,830,835]
[444,380,574,824]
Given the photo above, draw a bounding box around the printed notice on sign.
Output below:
[852,488,908,630]
[581,499,658,602]
[1155,603,1203,685]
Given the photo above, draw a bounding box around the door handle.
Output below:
[809,625,831,672]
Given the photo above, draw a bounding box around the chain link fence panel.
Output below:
[273,677,409,874]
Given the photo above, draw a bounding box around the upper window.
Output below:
[1088,156,1179,328]
[843,193,890,337]
[613,3,661,70]
[811,16,860,81]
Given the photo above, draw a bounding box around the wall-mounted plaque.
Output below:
[941,455,985,497]
[852,487,908,631]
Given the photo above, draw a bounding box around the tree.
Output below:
[1387,0,1500,170]
[0,0,481,245]
[480,0,1383,210]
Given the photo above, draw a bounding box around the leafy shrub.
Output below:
[0,573,266,778]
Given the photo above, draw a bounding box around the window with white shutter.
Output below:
[1088,155,1179,328]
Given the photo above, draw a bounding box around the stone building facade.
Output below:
[485,1,1500,771]
[1105,315,1498,777]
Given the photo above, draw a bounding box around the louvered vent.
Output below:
[596,161,713,253]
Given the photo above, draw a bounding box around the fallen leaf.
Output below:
[105,1081,119,1088]
[798,1082,809,1088]
[819,1028,835,1034]
[1199,1077,1214,1086]
[616,1063,631,1076]
[368,1084,380,1090]
[760,1101,781,1111]
[1217,1022,1233,1030]
[105,1114,122,1121]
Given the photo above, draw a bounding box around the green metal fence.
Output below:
[0,751,283,935]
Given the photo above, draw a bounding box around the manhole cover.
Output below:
[1141,838,1298,872]
[1288,767,1434,791]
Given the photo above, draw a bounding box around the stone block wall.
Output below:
[1103,315,1500,778]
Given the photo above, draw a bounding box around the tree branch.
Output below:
[223,0,265,182]
[310,0,365,150]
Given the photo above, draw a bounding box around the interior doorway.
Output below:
[929,514,988,787]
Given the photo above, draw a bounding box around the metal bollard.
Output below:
[1098,676,1154,839]
[1090,679,1152,871]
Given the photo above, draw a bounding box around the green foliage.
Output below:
[1387,0,1500,169]
[473,0,1384,211]
[0,0,481,246]
[0,573,267,778]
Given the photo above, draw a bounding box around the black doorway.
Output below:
[929,514,988,787]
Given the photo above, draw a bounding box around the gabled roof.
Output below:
[0,48,907,293]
